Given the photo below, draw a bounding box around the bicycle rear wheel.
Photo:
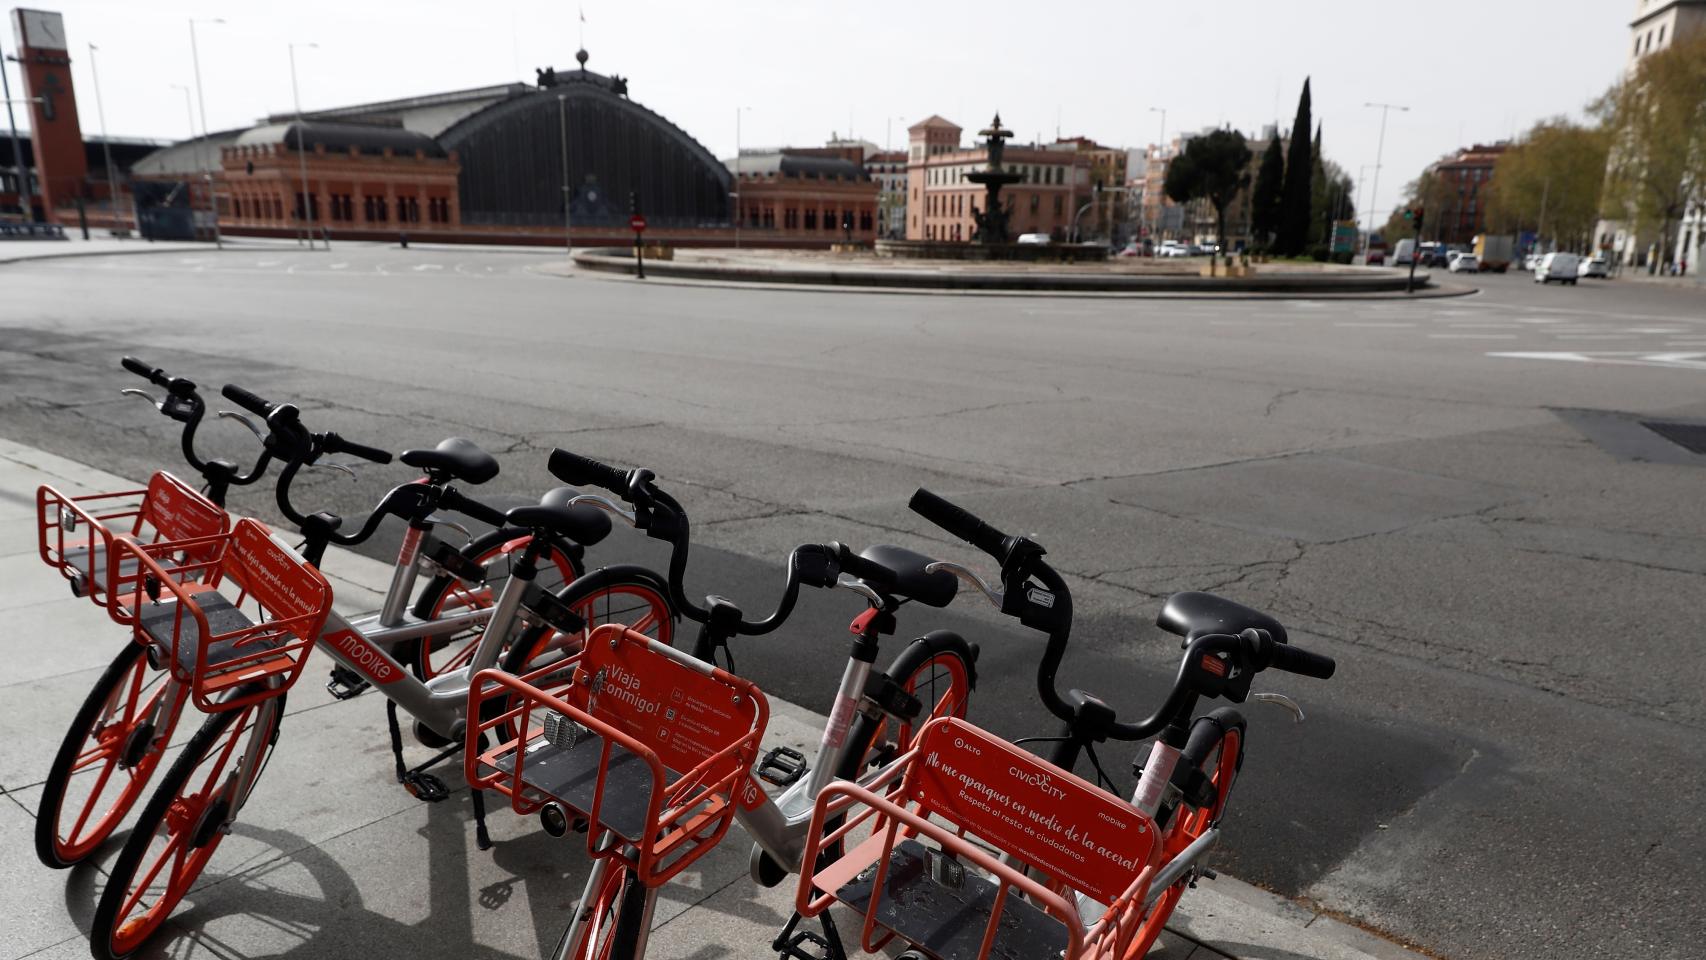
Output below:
[89,695,284,960]
[411,529,580,680]
[35,642,187,868]
[1124,708,1244,959]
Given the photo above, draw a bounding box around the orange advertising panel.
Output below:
[143,472,227,543]
[574,634,760,776]
[910,718,1156,905]
[222,519,331,622]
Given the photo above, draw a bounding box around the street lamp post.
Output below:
[733,106,749,249]
[87,44,123,236]
[1362,101,1409,259]
[288,42,318,249]
[189,18,224,248]
[1147,107,1167,246]
[558,93,571,256]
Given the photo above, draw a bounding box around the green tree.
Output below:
[1483,120,1610,251]
[1276,78,1314,255]
[1165,129,1253,270]
[1250,137,1285,249]
[1595,31,1706,264]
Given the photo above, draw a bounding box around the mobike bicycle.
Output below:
[462,449,984,960]
[31,358,581,874]
[789,489,1337,960]
[83,386,672,959]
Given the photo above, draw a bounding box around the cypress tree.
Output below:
[1277,78,1313,255]
[1250,137,1285,249]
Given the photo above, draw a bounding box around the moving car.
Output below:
[1158,240,1191,258]
[1578,255,1609,278]
[1365,247,1387,266]
[1016,233,1052,246]
[1448,253,1480,274]
[1535,252,1580,285]
[1392,239,1417,266]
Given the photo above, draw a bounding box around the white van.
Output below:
[1392,239,1416,266]
[1535,252,1580,285]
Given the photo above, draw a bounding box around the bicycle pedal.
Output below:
[758,746,808,787]
[326,665,370,700]
[775,931,835,960]
[402,771,450,802]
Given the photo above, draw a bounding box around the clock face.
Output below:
[16,9,67,51]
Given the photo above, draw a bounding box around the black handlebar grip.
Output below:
[909,488,1006,557]
[322,433,393,465]
[1268,642,1336,680]
[121,356,166,385]
[548,448,628,494]
[835,548,894,588]
[221,383,275,417]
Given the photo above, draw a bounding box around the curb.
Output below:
[0,241,263,267]
[547,261,1479,301]
[0,435,1434,960]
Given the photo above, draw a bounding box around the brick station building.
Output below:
[727,145,879,243]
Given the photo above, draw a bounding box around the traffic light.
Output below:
[628,191,640,216]
[1414,205,1424,230]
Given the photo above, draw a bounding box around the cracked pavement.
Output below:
[3,246,1705,960]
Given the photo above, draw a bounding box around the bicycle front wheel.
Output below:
[411,529,580,680]
[499,565,675,675]
[554,864,647,960]
[836,631,977,782]
[90,695,285,960]
[35,642,187,868]
[1124,708,1244,959]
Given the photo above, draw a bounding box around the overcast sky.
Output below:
[7,1,1632,226]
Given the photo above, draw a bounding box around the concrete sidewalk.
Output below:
[0,436,1427,960]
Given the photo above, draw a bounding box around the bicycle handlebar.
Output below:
[221,382,277,418]
[121,357,269,495]
[906,487,1334,743]
[548,448,631,496]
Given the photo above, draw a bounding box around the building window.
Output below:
[805,209,817,230]
[404,197,420,222]
[785,207,798,229]
[1030,194,1040,213]
[763,206,775,228]
[1054,195,1063,215]
[860,210,872,231]
[825,210,837,231]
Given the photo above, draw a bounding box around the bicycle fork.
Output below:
[553,837,661,960]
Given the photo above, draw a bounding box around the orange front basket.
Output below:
[466,624,767,887]
[798,716,1159,960]
[112,518,332,714]
[36,471,228,623]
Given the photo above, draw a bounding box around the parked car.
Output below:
[1578,255,1609,278]
[1535,252,1581,285]
[1158,241,1191,258]
[1448,253,1480,274]
[1016,233,1052,246]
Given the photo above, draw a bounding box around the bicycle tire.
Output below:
[35,642,187,869]
[835,630,978,783]
[498,565,676,676]
[1124,707,1245,959]
[554,864,644,960]
[89,693,285,960]
[410,528,581,680]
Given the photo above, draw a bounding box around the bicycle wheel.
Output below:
[1124,708,1244,959]
[35,642,187,869]
[554,865,646,960]
[90,695,285,960]
[835,631,977,782]
[410,529,580,680]
[499,565,676,676]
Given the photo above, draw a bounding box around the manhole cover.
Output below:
[1642,421,1706,456]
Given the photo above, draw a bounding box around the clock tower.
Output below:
[9,8,88,222]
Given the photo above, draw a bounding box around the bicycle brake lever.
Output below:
[1252,692,1305,724]
[925,560,1003,608]
[304,461,359,481]
[422,516,473,542]
[566,493,638,526]
[120,387,165,411]
[836,576,884,606]
[216,410,267,443]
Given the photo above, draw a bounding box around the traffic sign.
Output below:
[630,215,647,232]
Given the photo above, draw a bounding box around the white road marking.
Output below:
[1554,334,1635,340]
[1428,333,1517,339]
[1447,322,1520,328]
[413,263,443,272]
[329,262,348,270]
[255,260,280,267]
[1488,351,1706,371]
[1335,322,1415,327]
[1210,320,1293,326]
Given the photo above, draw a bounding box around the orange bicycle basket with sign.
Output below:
[798,716,1159,960]
[466,623,767,887]
[109,518,332,714]
[36,471,228,621]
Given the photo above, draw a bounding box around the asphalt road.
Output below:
[3,244,1704,960]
